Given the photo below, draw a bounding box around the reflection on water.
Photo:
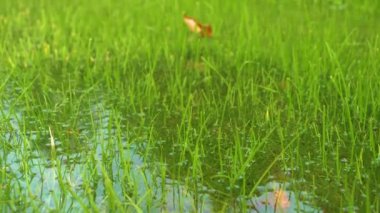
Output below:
[0,100,322,212]
[248,182,322,213]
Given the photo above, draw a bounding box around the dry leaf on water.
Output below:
[258,189,291,212]
[183,15,212,37]
[274,189,291,209]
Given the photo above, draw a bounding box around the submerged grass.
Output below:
[1,0,380,212]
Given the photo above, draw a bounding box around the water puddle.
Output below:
[0,100,322,212]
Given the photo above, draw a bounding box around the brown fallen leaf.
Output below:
[258,189,291,211]
[183,15,212,37]
[274,189,291,209]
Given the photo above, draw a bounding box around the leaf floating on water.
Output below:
[183,15,212,37]
[255,189,291,212]
[274,189,291,209]
[252,182,322,212]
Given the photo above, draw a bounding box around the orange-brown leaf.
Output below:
[183,15,212,37]
[274,189,291,209]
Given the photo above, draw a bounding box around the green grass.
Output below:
[1,0,380,212]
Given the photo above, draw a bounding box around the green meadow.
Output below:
[1,0,379,212]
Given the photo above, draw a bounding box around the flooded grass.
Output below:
[1,0,380,212]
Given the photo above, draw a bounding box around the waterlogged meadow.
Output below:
[1,0,380,212]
